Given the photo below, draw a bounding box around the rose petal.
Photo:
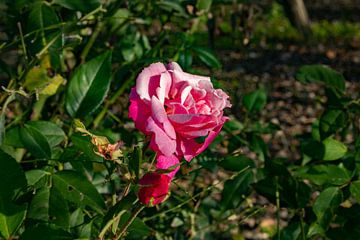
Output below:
[172,70,211,88]
[129,88,150,133]
[151,96,176,139]
[156,155,180,179]
[156,72,172,104]
[179,121,226,161]
[136,62,166,101]
[146,117,176,156]
[181,85,192,105]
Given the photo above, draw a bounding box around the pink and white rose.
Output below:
[129,62,231,177]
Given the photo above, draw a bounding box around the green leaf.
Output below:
[69,208,84,228]
[129,146,141,181]
[323,138,347,161]
[296,65,346,95]
[20,124,51,159]
[243,88,267,113]
[25,2,61,59]
[224,119,244,131]
[27,3,59,34]
[52,170,105,214]
[101,193,137,236]
[219,155,255,172]
[65,51,112,118]
[25,169,48,186]
[0,114,4,146]
[192,47,221,69]
[301,139,325,160]
[21,225,72,240]
[298,165,351,186]
[319,109,347,139]
[313,187,342,228]
[68,133,103,162]
[254,175,310,209]
[350,181,360,203]
[53,0,100,12]
[28,187,70,229]
[178,50,193,70]
[280,221,303,240]
[157,1,188,18]
[220,170,253,209]
[27,121,66,147]
[0,197,27,239]
[109,8,131,32]
[118,211,151,238]
[196,0,212,12]
[0,150,27,199]
[249,133,268,161]
[3,127,24,148]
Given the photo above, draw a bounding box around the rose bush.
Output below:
[138,172,171,206]
[129,62,231,177]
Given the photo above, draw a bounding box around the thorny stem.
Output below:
[276,177,281,240]
[80,5,106,22]
[197,206,266,233]
[299,209,306,240]
[80,21,104,64]
[119,182,131,201]
[93,70,137,128]
[36,33,61,59]
[98,210,126,239]
[117,205,145,239]
[17,22,28,63]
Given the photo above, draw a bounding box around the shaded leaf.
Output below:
[297,165,351,186]
[25,3,61,61]
[129,146,141,181]
[118,211,151,238]
[68,133,103,162]
[350,180,360,203]
[28,187,69,229]
[20,124,51,159]
[220,170,253,209]
[52,170,105,214]
[219,155,255,172]
[301,139,325,160]
[193,47,221,69]
[0,114,4,146]
[296,65,345,95]
[243,88,267,113]
[21,225,72,240]
[197,0,212,12]
[27,121,66,147]
[3,127,24,148]
[313,187,342,230]
[25,169,48,187]
[0,197,27,239]
[319,109,347,139]
[53,0,100,12]
[157,1,188,17]
[101,193,137,230]
[0,150,27,199]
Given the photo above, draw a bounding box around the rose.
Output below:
[129,62,231,177]
[138,172,171,206]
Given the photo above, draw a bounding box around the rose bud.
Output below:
[138,172,171,206]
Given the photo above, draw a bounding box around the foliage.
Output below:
[0,0,359,239]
